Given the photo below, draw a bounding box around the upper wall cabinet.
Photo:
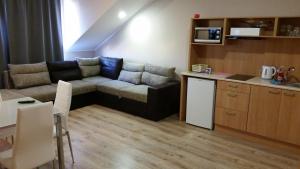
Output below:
[190,18,226,46]
[190,17,300,46]
[276,17,300,38]
[225,17,276,38]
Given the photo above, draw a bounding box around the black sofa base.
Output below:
[69,81,180,121]
[70,91,179,121]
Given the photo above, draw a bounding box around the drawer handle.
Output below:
[228,84,238,88]
[227,93,238,97]
[284,93,295,97]
[268,91,280,95]
[226,112,236,116]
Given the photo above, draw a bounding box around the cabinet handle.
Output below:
[226,112,236,116]
[268,90,280,95]
[284,93,295,97]
[227,93,238,97]
[228,84,238,88]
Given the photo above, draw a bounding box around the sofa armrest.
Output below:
[147,81,180,121]
[3,71,14,89]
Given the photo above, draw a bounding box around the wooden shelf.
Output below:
[225,35,300,39]
[191,42,224,46]
[225,35,274,39]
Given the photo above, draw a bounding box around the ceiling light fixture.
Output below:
[118,11,127,19]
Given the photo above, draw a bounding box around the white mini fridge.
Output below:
[186,77,216,129]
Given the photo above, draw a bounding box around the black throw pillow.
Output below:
[99,57,123,79]
[47,61,82,83]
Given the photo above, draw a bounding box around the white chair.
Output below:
[53,80,74,163]
[0,102,56,169]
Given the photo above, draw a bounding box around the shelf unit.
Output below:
[190,17,300,46]
[188,16,300,80]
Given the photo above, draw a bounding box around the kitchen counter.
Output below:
[182,71,300,92]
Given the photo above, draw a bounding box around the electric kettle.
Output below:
[261,65,276,79]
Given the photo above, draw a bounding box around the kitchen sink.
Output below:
[286,83,300,88]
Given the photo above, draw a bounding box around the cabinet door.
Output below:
[277,90,300,145]
[215,107,248,131]
[216,89,250,112]
[247,86,282,139]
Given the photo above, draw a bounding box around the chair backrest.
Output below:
[54,80,72,130]
[13,102,55,169]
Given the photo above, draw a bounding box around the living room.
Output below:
[0,0,300,169]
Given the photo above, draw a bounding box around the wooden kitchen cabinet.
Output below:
[247,86,282,139]
[215,81,250,131]
[215,107,248,131]
[276,90,300,145]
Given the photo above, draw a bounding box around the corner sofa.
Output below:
[2,57,180,121]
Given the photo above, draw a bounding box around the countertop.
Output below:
[181,71,300,92]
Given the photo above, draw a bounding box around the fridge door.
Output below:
[186,78,216,129]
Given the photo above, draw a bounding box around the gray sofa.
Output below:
[1,57,180,121]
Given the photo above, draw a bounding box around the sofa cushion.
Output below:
[97,80,134,96]
[141,72,171,86]
[11,85,57,102]
[82,76,113,85]
[47,61,82,83]
[119,85,149,103]
[123,62,145,72]
[145,64,175,78]
[77,57,100,77]
[99,57,123,80]
[118,70,142,85]
[52,80,97,96]
[8,62,51,89]
[0,89,25,101]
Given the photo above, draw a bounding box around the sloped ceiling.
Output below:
[68,0,154,51]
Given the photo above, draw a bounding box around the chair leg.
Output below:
[66,131,75,163]
[52,160,56,169]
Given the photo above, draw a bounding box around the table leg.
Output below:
[56,115,65,169]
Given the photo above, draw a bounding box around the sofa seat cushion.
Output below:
[82,76,113,85]
[52,80,97,96]
[119,85,149,103]
[0,89,25,101]
[97,80,134,96]
[11,85,57,102]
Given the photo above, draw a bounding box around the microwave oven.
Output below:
[194,27,222,43]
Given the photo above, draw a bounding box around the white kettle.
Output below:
[261,65,276,79]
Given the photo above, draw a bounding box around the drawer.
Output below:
[215,107,248,131]
[217,81,250,93]
[216,89,250,112]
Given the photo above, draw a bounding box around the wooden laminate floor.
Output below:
[42,105,300,169]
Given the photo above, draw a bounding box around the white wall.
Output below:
[96,0,300,73]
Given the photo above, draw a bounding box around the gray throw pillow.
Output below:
[77,57,99,66]
[118,70,142,85]
[123,62,145,72]
[141,72,170,86]
[76,57,100,77]
[145,64,175,78]
[8,62,51,89]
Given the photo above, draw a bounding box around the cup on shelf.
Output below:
[286,25,294,36]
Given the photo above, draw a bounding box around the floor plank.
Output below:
[41,105,300,169]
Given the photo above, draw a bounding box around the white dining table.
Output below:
[0,97,65,169]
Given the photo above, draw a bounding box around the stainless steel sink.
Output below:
[286,83,300,88]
